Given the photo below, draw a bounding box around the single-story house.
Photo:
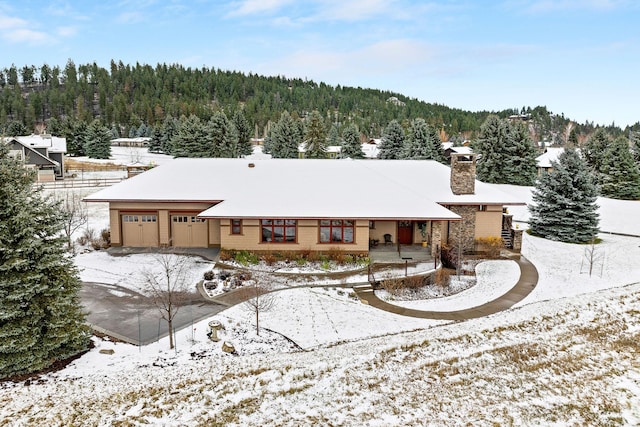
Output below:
[535,147,565,176]
[442,142,473,161]
[110,137,151,147]
[2,135,67,181]
[84,154,525,256]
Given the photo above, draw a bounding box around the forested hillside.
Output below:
[2,60,636,142]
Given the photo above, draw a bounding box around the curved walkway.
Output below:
[353,254,538,320]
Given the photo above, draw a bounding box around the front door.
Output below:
[398,221,413,245]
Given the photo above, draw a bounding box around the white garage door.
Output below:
[121,214,159,247]
[171,215,208,247]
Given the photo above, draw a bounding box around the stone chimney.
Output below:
[450,153,477,195]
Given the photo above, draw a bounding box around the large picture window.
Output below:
[319,219,354,243]
[261,219,297,243]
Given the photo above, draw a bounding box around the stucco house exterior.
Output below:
[2,135,67,181]
[84,154,524,256]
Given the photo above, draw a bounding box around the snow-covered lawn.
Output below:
[2,150,639,425]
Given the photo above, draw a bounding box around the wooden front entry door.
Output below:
[398,221,413,245]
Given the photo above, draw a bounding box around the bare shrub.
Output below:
[219,249,235,262]
[475,236,503,258]
[327,247,346,264]
[262,252,277,266]
[434,268,452,287]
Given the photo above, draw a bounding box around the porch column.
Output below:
[430,221,442,257]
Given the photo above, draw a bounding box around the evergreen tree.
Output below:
[378,120,405,159]
[268,111,300,159]
[505,120,538,186]
[147,126,162,153]
[84,120,112,159]
[160,115,179,154]
[327,124,341,147]
[5,120,27,136]
[304,110,327,159]
[598,137,640,200]
[340,123,364,159]
[231,110,253,157]
[65,119,88,157]
[403,118,431,159]
[567,127,579,148]
[171,115,209,157]
[529,148,599,243]
[475,115,509,183]
[475,115,537,185]
[426,124,447,164]
[208,111,232,157]
[0,146,90,378]
[583,128,610,174]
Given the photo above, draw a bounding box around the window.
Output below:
[320,219,354,243]
[261,219,296,243]
[369,221,375,229]
[191,216,205,223]
[173,216,188,223]
[479,205,487,212]
[231,219,242,235]
[123,215,138,222]
[141,215,157,223]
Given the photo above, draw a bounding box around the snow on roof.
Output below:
[535,147,565,168]
[85,158,524,220]
[11,135,67,153]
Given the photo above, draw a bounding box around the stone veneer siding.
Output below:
[511,228,524,252]
[447,205,477,253]
[449,154,476,195]
[430,221,442,257]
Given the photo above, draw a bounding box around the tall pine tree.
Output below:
[340,124,364,159]
[231,110,253,157]
[0,146,90,378]
[268,111,300,159]
[505,120,538,186]
[84,119,112,159]
[475,115,509,183]
[598,137,640,200]
[378,120,405,159]
[529,148,599,243]
[304,110,327,159]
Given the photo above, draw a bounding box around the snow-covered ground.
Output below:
[2,149,639,425]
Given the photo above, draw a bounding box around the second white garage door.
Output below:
[171,215,209,247]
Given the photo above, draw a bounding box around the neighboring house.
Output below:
[442,142,473,161]
[84,154,525,256]
[535,147,565,176]
[2,135,67,181]
[110,137,151,147]
[298,143,342,159]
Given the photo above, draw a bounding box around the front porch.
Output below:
[369,244,435,265]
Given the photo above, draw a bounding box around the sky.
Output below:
[1,0,638,128]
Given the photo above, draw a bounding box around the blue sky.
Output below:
[1,0,638,127]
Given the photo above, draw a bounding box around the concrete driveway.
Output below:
[80,282,226,345]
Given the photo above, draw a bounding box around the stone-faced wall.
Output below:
[450,154,477,195]
[511,228,524,252]
[430,221,442,257]
[447,205,477,253]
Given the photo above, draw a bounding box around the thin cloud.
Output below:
[56,26,78,37]
[508,0,628,13]
[0,14,27,28]
[117,11,145,23]
[226,0,295,17]
[4,28,51,45]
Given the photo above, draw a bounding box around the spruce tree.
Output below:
[599,137,640,200]
[268,111,300,159]
[403,118,431,159]
[304,110,327,159]
[378,120,405,159]
[327,124,341,147]
[505,120,538,186]
[0,146,90,378]
[583,128,610,174]
[475,115,508,183]
[231,110,253,157]
[208,111,232,157]
[426,124,447,164]
[529,148,600,243]
[340,123,364,159]
[84,120,112,159]
[172,115,208,157]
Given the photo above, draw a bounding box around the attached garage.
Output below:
[121,214,159,247]
[171,214,209,247]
